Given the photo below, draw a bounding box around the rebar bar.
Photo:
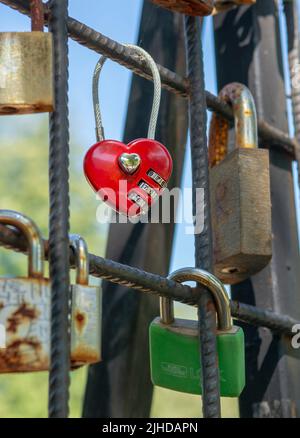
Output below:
[47,0,70,419]
[185,15,220,418]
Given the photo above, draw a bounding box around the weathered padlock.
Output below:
[149,267,245,397]
[0,0,54,115]
[208,83,272,284]
[151,0,214,16]
[213,0,256,14]
[0,210,51,372]
[0,212,101,372]
[69,234,102,367]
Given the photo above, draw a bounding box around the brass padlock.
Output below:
[70,234,102,367]
[0,210,51,372]
[150,0,214,16]
[208,83,272,284]
[213,0,256,14]
[0,0,54,115]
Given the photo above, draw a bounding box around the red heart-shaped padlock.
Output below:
[84,138,173,217]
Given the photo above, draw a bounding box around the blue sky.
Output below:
[0,1,298,291]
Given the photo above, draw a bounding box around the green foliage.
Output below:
[152,388,239,418]
[0,368,86,418]
[0,121,106,276]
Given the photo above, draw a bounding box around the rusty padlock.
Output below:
[151,0,214,16]
[208,83,272,284]
[0,0,54,115]
[70,234,102,367]
[0,212,101,373]
[213,0,256,14]
[0,210,50,372]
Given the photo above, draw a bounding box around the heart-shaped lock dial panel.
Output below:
[84,138,173,217]
[118,152,141,175]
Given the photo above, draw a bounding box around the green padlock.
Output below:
[149,267,245,397]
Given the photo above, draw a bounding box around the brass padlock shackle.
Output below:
[161,267,232,331]
[0,210,44,279]
[30,0,45,32]
[69,234,89,286]
[208,82,258,168]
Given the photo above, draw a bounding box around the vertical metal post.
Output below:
[83,2,188,418]
[214,2,300,418]
[185,16,221,418]
[48,0,70,418]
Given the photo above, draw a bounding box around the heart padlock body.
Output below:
[149,317,245,397]
[83,138,173,217]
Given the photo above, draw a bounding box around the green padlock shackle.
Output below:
[69,234,89,286]
[208,82,258,168]
[0,209,44,279]
[161,267,232,331]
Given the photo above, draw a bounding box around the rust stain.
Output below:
[0,302,4,310]
[0,103,53,116]
[209,82,257,167]
[7,303,39,334]
[243,109,253,117]
[208,113,229,167]
[74,309,87,333]
[71,344,101,368]
[151,0,213,16]
[0,338,48,372]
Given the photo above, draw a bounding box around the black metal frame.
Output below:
[0,0,299,419]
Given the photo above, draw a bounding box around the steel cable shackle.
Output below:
[92,44,162,142]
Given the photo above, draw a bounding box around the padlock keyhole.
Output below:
[221,267,239,275]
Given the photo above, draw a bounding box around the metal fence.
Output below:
[0,0,299,418]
